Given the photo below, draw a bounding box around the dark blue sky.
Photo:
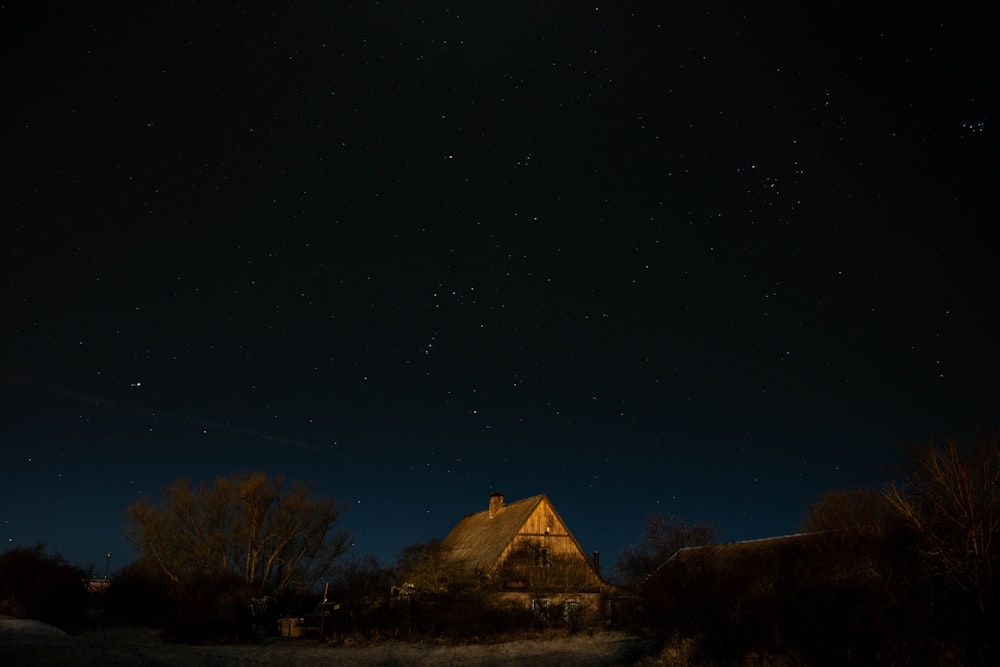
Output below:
[1,3,994,576]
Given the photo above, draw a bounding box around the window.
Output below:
[534,546,551,567]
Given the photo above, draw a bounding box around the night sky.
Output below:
[2,3,994,576]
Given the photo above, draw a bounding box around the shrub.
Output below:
[160,571,253,644]
[0,544,88,633]
[104,557,172,625]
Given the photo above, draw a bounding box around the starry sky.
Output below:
[2,3,994,577]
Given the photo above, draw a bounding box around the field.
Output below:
[1,617,655,666]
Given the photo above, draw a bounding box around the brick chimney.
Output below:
[488,492,504,519]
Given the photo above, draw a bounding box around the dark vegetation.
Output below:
[125,471,351,597]
[3,437,999,665]
[617,436,1000,666]
[97,548,594,644]
[106,474,605,644]
[0,544,89,633]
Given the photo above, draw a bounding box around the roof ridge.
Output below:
[495,493,544,508]
[467,493,545,517]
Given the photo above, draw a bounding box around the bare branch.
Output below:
[125,471,351,596]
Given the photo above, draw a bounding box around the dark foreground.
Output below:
[0,618,656,667]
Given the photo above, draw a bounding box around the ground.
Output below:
[0,617,655,666]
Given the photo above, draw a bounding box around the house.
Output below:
[439,492,607,612]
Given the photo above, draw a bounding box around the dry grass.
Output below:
[1,617,653,666]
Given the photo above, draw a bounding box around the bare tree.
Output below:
[616,513,718,587]
[885,436,1000,616]
[126,472,351,596]
[803,487,895,534]
[397,538,458,592]
[495,541,602,603]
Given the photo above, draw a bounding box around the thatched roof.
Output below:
[440,494,546,575]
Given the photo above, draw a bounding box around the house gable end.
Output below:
[499,497,601,581]
[441,494,604,593]
[440,495,545,575]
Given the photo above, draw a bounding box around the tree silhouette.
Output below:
[803,486,896,533]
[126,471,351,596]
[886,436,1000,623]
[615,513,717,587]
[0,544,88,632]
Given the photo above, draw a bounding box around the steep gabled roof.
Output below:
[440,494,546,575]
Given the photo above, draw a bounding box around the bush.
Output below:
[0,544,89,633]
[108,562,282,644]
[160,571,258,644]
[104,557,171,625]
